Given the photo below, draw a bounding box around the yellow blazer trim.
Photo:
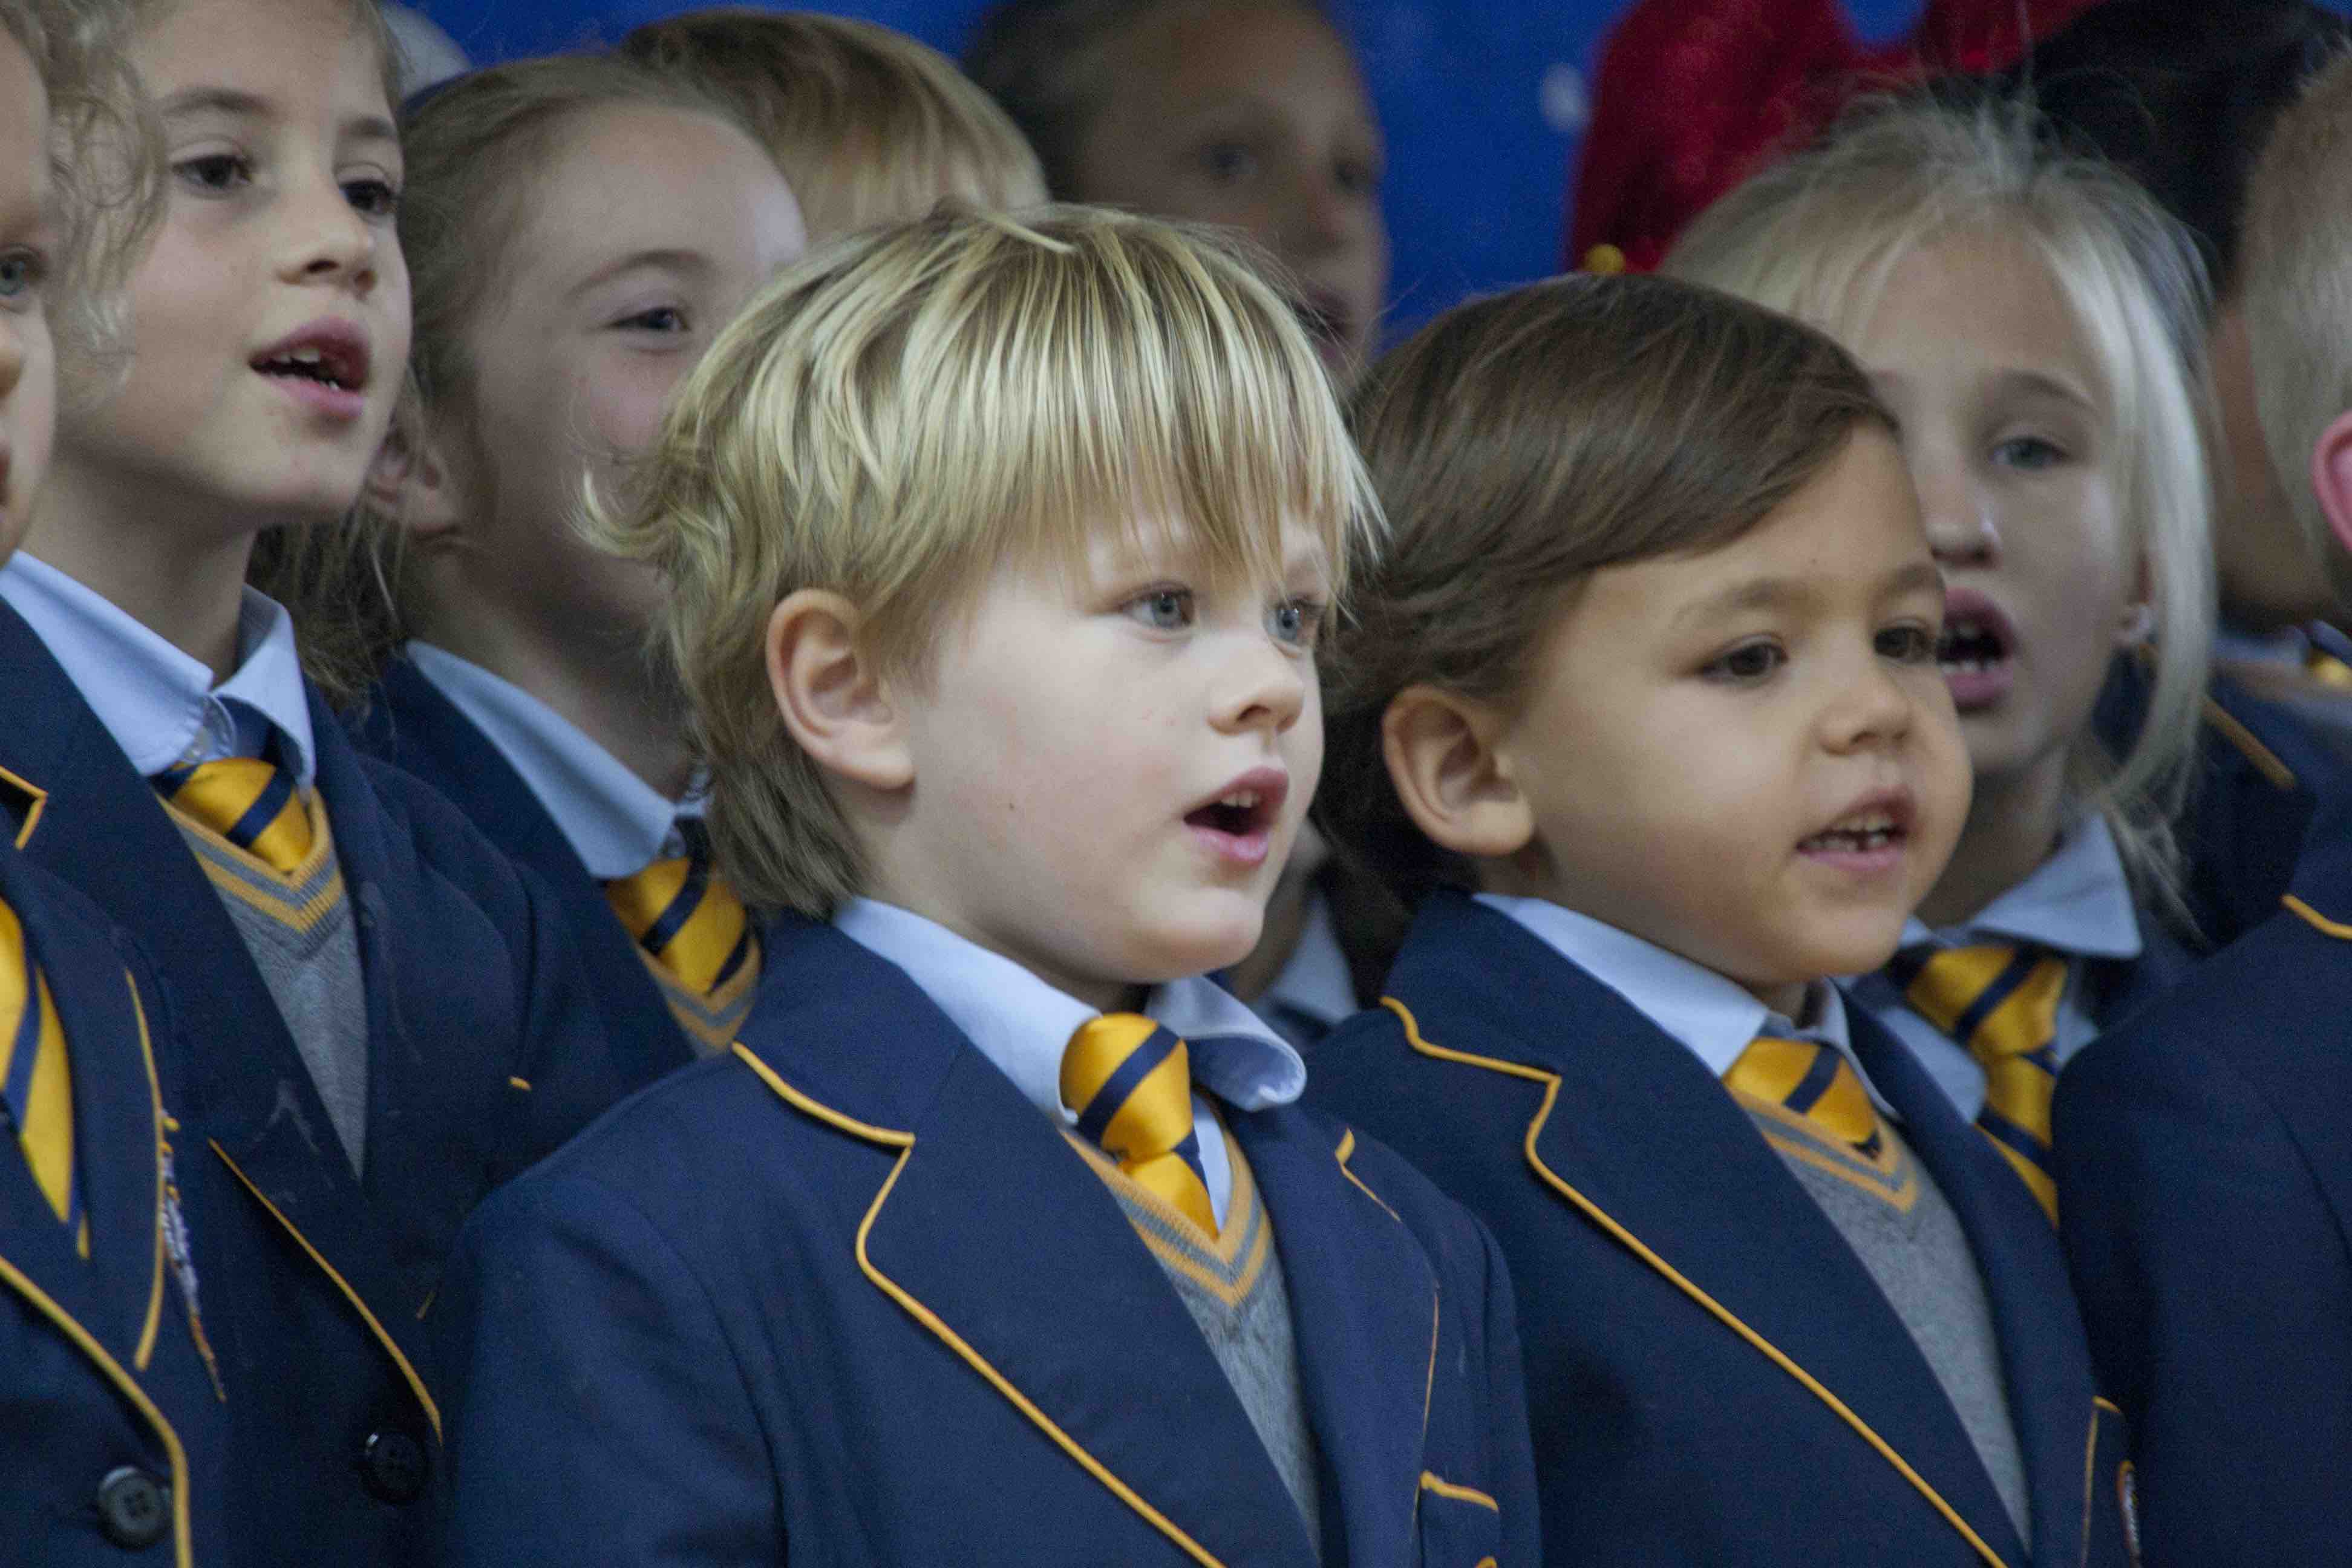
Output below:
[730,1044,1226,1568]
[0,761,48,849]
[506,1076,532,1093]
[2201,697,2296,791]
[2284,893,2352,941]
[1382,996,2012,1568]
[1338,1124,1446,1517]
[0,1250,191,1564]
[211,1142,442,1440]
[2079,1403,2106,1568]
[1420,1471,1500,1511]
[126,976,166,1371]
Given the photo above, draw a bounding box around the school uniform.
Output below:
[1308,891,2136,1568]
[0,809,228,1566]
[1843,817,2195,1218]
[439,902,1540,1567]
[350,644,750,1059]
[0,558,660,1566]
[2054,799,2352,1564]
[2099,650,2352,948]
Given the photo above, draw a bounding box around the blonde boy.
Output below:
[437,205,1537,1568]
[2053,50,2352,1565]
[619,8,1045,245]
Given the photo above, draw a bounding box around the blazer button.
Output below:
[362,1429,428,1504]
[95,1466,169,1549]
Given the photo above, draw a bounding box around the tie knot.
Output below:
[154,756,312,874]
[1725,1035,1881,1155]
[1894,943,2066,1064]
[1061,1013,1217,1237]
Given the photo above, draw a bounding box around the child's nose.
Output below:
[278,180,379,290]
[1215,636,1309,734]
[1915,459,2001,566]
[1822,655,1915,751]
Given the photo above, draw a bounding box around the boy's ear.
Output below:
[2310,409,2352,563]
[367,422,467,549]
[1381,684,1534,861]
[765,590,914,791]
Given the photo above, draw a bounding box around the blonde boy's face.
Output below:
[878,519,1330,1011]
[62,0,409,532]
[0,38,54,561]
[1488,431,1968,1015]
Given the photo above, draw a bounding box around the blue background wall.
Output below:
[411,0,2352,344]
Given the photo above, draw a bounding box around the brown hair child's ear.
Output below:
[765,589,915,792]
[1380,683,1534,864]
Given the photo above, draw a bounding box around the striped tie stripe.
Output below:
[154,756,313,874]
[1725,1036,1884,1158]
[0,898,83,1255]
[1893,942,2067,1223]
[606,822,754,995]
[1061,1013,1217,1238]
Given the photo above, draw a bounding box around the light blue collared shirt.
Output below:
[0,552,317,783]
[834,897,1307,1226]
[1250,889,1357,1045]
[1841,815,2140,1120]
[404,642,696,880]
[1474,891,1895,1116]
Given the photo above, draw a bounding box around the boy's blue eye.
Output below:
[1123,587,1195,630]
[0,249,45,305]
[1877,624,1937,663]
[343,177,400,219]
[1704,641,1784,682]
[174,152,251,194]
[1992,435,2065,472]
[1266,596,1326,648]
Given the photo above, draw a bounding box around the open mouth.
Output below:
[1937,615,2011,674]
[1798,812,1907,854]
[253,343,363,392]
[1186,787,1278,839]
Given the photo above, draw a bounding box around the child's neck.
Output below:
[414,603,696,802]
[21,461,261,681]
[1913,752,2069,930]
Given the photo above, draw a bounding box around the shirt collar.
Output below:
[405,642,693,880]
[1474,892,1890,1111]
[1253,890,1357,1032]
[834,897,1307,1123]
[1898,814,2141,961]
[0,552,317,784]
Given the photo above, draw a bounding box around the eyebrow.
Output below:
[1673,558,1945,630]
[564,249,713,302]
[1870,364,2097,415]
[157,87,397,148]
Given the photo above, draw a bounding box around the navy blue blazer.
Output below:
[0,599,668,1566]
[1308,894,2135,1568]
[2055,805,2352,1564]
[0,807,227,1566]
[2100,655,2352,949]
[348,656,703,1066]
[439,918,1541,1567]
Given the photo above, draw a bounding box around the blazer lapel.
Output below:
[752,924,1318,1568]
[1852,1011,2106,1568]
[0,840,168,1371]
[1391,896,2027,1565]
[1230,1106,1437,1568]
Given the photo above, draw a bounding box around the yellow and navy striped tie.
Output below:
[0,898,83,1256]
[1061,1013,1217,1239]
[605,821,754,995]
[1725,1035,1886,1158]
[1893,944,2068,1223]
[154,756,312,874]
